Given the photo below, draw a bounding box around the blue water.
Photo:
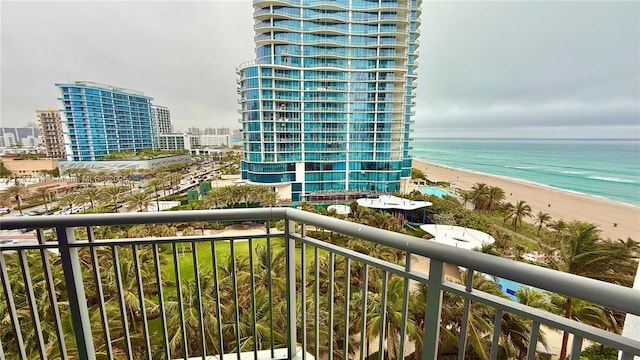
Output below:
[419,187,455,198]
[411,139,640,207]
[496,277,525,302]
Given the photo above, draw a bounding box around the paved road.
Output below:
[0,162,237,242]
[0,230,37,243]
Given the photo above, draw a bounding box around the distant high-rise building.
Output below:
[0,126,40,148]
[216,127,230,135]
[158,133,200,151]
[20,136,39,148]
[0,133,16,148]
[36,108,66,158]
[200,134,231,147]
[203,127,231,135]
[237,0,421,201]
[56,81,156,161]
[188,127,203,135]
[151,105,173,135]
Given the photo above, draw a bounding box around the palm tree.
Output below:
[549,218,567,233]
[546,221,638,359]
[101,186,127,213]
[617,237,640,257]
[499,202,515,226]
[126,191,152,212]
[534,211,552,237]
[59,193,77,213]
[116,168,135,190]
[193,222,208,235]
[147,177,164,211]
[1,182,28,215]
[238,185,254,207]
[260,191,278,207]
[169,173,182,194]
[470,182,488,210]
[95,170,110,186]
[34,187,52,212]
[250,186,269,207]
[81,187,102,210]
[504,200,531,230]
[412,272,534,359]
[367,276,415,360]
[224,186,242,208]
[458,190,473,209]
[74,168,92,184]
[515,287,557,313]
[485,186,505,211]
[203,188,226,209]
[158,172,172,196]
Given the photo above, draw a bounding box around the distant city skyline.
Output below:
[1,1,638,139]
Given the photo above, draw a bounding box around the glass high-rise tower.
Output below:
[238,0,421,202]
[56,81,156,161]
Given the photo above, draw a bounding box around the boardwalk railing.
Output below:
[1,208,639,360]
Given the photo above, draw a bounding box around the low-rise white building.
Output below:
[199,134,231,147]
[158,133,200,151]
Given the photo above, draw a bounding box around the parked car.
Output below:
[0,207,11,214]
[0,239,19,245]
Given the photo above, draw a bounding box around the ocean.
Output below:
[410,139,640,207]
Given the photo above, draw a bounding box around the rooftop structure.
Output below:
[57,153,190,173]
[357,194,432,211]
[420,224,496,251]
[327,204,351,215]
[237,0,421,201]
[56,81,156,161]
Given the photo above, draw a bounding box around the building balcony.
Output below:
[1,209,638,359]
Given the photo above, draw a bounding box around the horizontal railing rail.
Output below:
[1,208,639,360]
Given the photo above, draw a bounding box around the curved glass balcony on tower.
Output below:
[239,0,421,202]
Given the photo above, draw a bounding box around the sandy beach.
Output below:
[412,158,639,241]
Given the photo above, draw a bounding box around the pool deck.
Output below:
[418,186,457,198]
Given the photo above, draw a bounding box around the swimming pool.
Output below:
[496,277,523,302]
[419,187,455,198]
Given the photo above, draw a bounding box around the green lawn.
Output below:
[159,236,327,296]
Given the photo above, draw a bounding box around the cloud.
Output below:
[416,1,640,137]
[1,1,639,138]
[0,1,255,130]
[416,98,640,130]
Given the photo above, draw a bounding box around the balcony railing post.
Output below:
[57,226,96,359]
[285,218,298,359]
[422,259,444,360]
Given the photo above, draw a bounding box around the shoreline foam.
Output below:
[412,158,640,241]
[418,159,639,209]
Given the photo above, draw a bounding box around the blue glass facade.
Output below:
[56,82,156,161]
[238,0,421,201]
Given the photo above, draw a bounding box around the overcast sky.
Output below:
[1,1,638,138]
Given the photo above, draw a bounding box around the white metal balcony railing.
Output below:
[0,208,639,360]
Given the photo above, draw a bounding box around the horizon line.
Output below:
[413,137,640,141]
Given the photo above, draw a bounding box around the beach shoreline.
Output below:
[412,158,640,241]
